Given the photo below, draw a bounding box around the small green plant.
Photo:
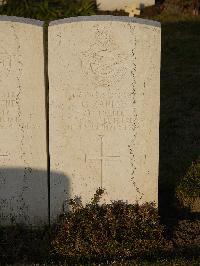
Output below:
[51,188,171,263]
[176,158,200,212]
[0,0,96,21]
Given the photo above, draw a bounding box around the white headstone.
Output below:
[96,0,155,11]
[0,16,48,226]
[49,16,161,222]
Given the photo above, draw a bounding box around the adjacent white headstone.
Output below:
[49,16,161,222]
[96,0,155,11]
[0,16,48,226]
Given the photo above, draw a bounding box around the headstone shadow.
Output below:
[0,168,70,226]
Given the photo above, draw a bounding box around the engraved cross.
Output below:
[85,135,120,188]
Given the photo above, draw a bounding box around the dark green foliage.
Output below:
[0,224,50,264]
[176,158,200,212]
[0,0,96,21]
[0,190,199,265]
[163,0,197,13]
[172,219,200,256]
[51,189,171,262]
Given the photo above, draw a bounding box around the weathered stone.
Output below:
[0,16,48,226]
[49,16,161,222]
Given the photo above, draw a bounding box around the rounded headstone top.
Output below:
[0,15,43,26]
[49,15,161,28]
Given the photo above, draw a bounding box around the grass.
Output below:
[0,4,200,266]
[4,258,200,265]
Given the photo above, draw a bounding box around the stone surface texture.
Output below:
[49,16,161,221]
[96,0,155,11]
[0,16,48,226]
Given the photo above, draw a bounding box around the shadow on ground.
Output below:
[158,20,200,221]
